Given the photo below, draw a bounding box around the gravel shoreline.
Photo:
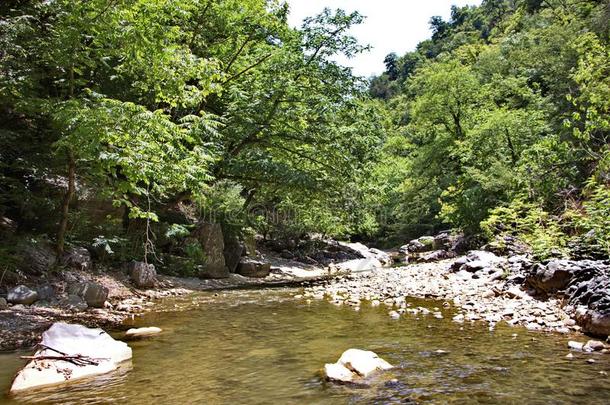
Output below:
[303,259,577,334]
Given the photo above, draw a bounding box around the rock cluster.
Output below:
[397,231,469,263]
[526,259,610,336]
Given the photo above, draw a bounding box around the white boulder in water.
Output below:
[324,348,393,383]
[10,323,132,393]
[125,326,162,338]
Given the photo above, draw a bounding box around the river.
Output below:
[1,288,609,404]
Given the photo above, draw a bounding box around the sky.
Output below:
[287,0,482,77]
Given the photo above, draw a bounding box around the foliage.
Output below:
[0,0,382,262]
[365,0,610,257]
[481,199,569,259]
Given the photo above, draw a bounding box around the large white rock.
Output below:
[338,348,393,377]
[10,323,132,393]
[324,348,393,383]
[337,242,392,268]
[324,363,355,383]
[335,258,383,273]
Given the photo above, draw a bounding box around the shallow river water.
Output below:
[1,288,609,404]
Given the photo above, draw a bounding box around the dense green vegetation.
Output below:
[0,0,608,275]
[367,0,610,257]
[0,0,382,271]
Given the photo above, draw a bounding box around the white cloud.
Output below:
[286,0,482,77]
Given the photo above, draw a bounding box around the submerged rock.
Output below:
[583,340,606,352]
[10,323,132,393]
[125,327,162,339]
[568,341,584,351]
[324,348,393,384]
[7,285,39,305]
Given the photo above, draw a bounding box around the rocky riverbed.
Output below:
[302,251,610,341]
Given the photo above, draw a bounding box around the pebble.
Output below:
[452,314,464,323]
[389,310,400,320]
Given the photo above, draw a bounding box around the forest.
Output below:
[1,0,609,277]
[1,0,610,402]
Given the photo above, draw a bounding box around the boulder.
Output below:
[194,223,229,279]
[243,234,257,257]
[61,294,88,311]
[129,261,157,288]
[223,235,244,273]
[575,309,610,338]
[7,285,39,305]
[324,349,393,384]
[10,323,132,392]
[526,260,610,336]
[407,236,435,253]
[432,232,453,250]
[584,339,606,352]
[125,327,162,339]
[62,247,92,271]
[336,242,392,267]
[0,297,7,309]
[451,250,504,273]
[369,248,392,266]
[36,285,55,301]
[68,282,108,308]
[526,260,579,293]
[236,259,271,278]
[335,258,382,273]
[419,250,455,262]
[21,242,56,275]
[324,363,355,383]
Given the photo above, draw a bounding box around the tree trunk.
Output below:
[57,150,75,257]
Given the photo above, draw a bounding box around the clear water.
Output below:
[1,288,609,404]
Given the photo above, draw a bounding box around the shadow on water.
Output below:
[1,288,609,404]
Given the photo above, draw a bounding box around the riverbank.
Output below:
[303,249,610,342]
[2,246,609,353]
[303,258,575,334]
[0,258,337,352]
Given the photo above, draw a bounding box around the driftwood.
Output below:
[19,344,108,367]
